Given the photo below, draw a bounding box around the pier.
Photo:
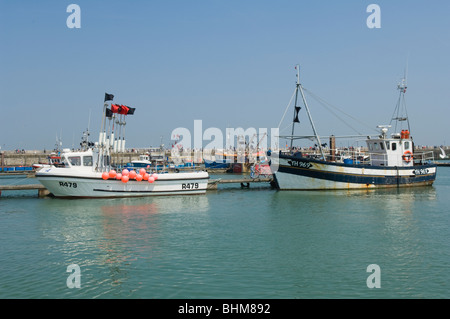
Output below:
[207,177,274,190]
[437,162,450,167]
[0,176,274,197]
[0,184,50,197]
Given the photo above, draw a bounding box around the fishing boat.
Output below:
[204,159,230,170]
[124,153,153,170]
[272,66,437,190]
[439,147,447,159]
[32,153,63,169]
[36,94,209,198]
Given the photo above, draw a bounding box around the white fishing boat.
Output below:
[32,153,63,169]
[439,147,447,159]
[36,94,209,198]
[272,66,437,190]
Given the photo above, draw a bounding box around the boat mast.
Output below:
[297,67,326,159]
[390,65,411,134]
[290,65,301,149]
[96,101,110,172]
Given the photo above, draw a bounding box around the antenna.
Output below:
[404,53,409,86]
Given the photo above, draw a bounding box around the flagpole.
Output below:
[122,114,126,153]
[113,114,119,153]
[97,93,113,171]
[96,102,107,171]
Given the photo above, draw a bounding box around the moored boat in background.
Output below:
[272,66,437,190]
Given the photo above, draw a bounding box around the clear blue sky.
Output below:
[1,0,449,150]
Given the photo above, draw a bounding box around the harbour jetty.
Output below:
[207,177,274,190]
[0,184,50,197]
[0,176,274,197]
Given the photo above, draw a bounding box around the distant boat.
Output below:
[204,160,230,169]
[125,154,152,169]
[272,66,437,190]
[439,147,446,159]
[32,153,63,169]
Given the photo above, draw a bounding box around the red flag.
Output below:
[119,105,129,115]
[111,104,120,113]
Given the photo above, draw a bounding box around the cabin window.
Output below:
[386,142,390,150]
[83,156,93,166]
[404,141,410,150]
[68,156,81,166]
[62,157,69,167]
[368,143,373,151]
[380,142,385,150]
[374,143,380,150]
[392,142,397,151]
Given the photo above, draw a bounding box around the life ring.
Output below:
[402,151,413,163]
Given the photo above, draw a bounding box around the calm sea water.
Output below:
[0,167,449,299]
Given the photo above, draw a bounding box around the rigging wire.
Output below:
[277,87,297,129]
[302,88,379,134]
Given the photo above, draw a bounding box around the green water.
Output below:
[0,169,449,299]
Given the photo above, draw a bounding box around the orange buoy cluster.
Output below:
[101,168,159,184]
[401,130,410,139]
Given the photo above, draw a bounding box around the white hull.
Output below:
[36,169,209,198]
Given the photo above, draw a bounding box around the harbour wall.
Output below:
[0,151,163,167]
[1,147,449,167]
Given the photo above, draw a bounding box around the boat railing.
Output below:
[282,148,436,166]
[413,151,435,164]
[282,148,397,166]
[281,148,376,165]
[324,149,375,165]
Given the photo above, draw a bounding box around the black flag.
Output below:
[105,108,113,118]
[293,106,301,123]
[104,93,114,102]
[127,107,136,115]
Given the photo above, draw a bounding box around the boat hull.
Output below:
[36,169,209,198]
[274,155,437,190]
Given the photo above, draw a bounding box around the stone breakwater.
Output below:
[1,147,448,167]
